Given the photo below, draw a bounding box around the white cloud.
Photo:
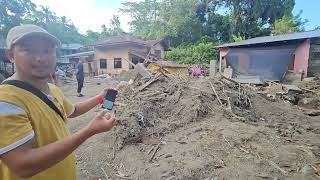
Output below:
[31,0,139,34]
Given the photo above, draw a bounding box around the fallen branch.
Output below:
[226,97,232,111]
[300,87,319,94]
[220,73,239,84]
[223,135,232,147]
[147,145,156,155]
[238,147,249,154]
[268,160,288,176]
[101,167,109,180]
[230,112,246,121]
[138,73,162,92]
[114,174,132,180]
[149,142,161,162]
[210,82,223,105]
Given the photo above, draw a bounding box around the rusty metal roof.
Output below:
[91,35,149,47]
[62,51,94,58]
[216,30,320,48]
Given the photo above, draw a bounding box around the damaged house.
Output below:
[63,35,170,76]
[90,35,169,75]
[216,30,320,83]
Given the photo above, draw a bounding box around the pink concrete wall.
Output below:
[219,48,230,72]
[220,48,230,59]
[294,39,310,76]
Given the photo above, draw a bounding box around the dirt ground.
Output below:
[60,75,320,180]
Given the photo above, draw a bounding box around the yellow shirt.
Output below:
[0,83,76,180]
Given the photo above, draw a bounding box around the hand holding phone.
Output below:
[103,89,118,110]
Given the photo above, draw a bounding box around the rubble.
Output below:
[114,72,318,149]
[67,70,320,180]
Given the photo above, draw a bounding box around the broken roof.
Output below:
[62,51,94,58]
[61,43,83,50]
[216,30,320,48]
[91,34,149,47]
[146,39,162,46]
[90,35,169,50]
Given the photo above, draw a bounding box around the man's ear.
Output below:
[5,49,15,63]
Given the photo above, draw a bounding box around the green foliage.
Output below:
[23,6,86,44]
[1,0,308,51]
[165,39,217,65]
[232,34,244,42]
[121,0,202,46]
[270,11,307,35]
[85,15,125,44]
[122,0,297,45]
[0,0,36,38]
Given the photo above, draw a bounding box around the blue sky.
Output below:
[294,0,320,30]
[32,0,319,33]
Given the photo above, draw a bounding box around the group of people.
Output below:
[0,24,116,180]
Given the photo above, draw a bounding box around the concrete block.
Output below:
[209,60,217,77]
[135,63,152,78]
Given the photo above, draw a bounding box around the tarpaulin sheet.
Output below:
[226,46,296,81]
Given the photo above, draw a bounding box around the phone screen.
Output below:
[103,89,118,110]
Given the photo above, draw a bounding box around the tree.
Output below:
[24,6,86,44]
[221,0,295,39]
[122,0,297,45]
[109,15,123,36]
[121,0,202,46]
[86,30,101,42]
[0,0,36,38]
[270,12,307,35]
[165,37,217,65]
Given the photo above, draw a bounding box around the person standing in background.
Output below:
[75,59,84,97]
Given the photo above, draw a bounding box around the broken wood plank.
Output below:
[220,73,239,84]
[149,142,161,162]
[210,82,223,105]
[123,58,137,68]
[114,174,132,180]
[300,87,319,94]
[268,160,288,176]
[138,73,162,92]
[100,167,109,180]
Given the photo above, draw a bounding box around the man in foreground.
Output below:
[0,24,117,180]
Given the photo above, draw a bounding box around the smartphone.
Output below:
[103,89,118,110]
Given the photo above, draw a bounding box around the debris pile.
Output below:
[114,74,262,148]
[67,71,320,179]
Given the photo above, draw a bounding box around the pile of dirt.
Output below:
[104,74,320,179]
[68,75,320,180]
[114,75,259,147]
[114,69,139,82]
[296,79,320,110]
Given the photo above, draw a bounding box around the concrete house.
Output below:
[90,35,169,75]
[62,51,94,76]
[216,30,320,82]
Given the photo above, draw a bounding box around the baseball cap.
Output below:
[6,24,61,49]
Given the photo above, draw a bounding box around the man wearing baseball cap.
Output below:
[0,24,117,180]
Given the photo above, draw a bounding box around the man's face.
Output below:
[7,36,57,80]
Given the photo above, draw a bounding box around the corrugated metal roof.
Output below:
[61,43,83,50]
[91,35,148,47]
[216,30,320,48]
[62,51,94,58]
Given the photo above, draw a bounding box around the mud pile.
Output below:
[114,75,260,147]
